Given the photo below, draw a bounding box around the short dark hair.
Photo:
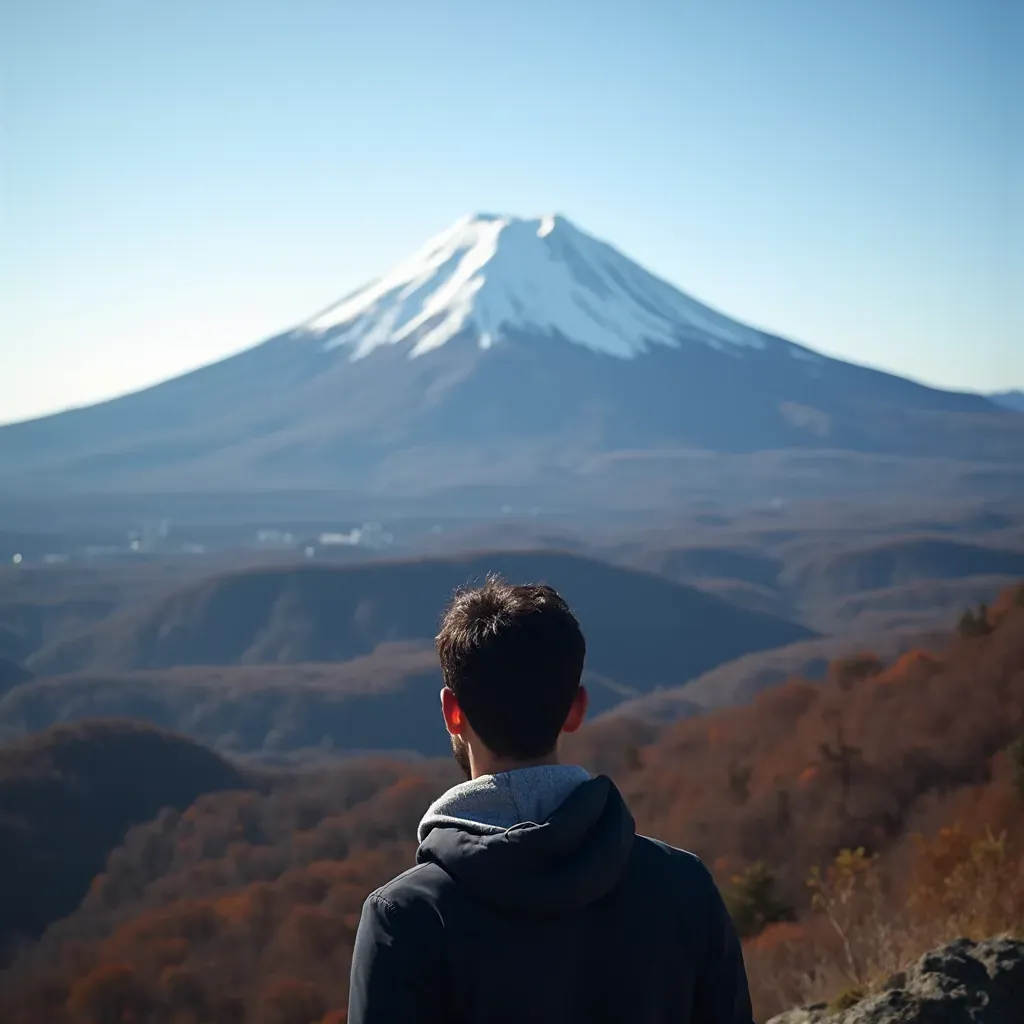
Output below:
[436,577,586,760]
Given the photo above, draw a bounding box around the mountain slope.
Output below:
[2,214,1021,496]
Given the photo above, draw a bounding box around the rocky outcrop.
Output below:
[767,937,1024,1023]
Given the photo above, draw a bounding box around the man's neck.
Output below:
[469,750,560,780]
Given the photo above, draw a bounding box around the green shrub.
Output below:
[723,861,794,938]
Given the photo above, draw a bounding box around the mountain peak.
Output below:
[304,212,766,360]
[457,211,570,231]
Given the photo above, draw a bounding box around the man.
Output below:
[348,577,754,1023]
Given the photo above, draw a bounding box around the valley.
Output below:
[3,498,1022,758]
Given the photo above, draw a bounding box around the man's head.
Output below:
[436,577,588,778]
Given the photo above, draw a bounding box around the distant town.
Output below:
[6,518,398,567]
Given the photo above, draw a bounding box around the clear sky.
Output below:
[2,0,1020,425]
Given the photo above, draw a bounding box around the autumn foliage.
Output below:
[1,759,457,1023]
[1,585,1023,1022]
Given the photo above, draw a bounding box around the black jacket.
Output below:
[348,775,754,1023]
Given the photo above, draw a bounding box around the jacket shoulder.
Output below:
[634,834,707,870]
[631,835,719,898]
[366,860,455,914]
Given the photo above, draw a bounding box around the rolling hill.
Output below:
[1,553,814,753]
[29,552,814,686]
[0,720,247,952]
[781,537,1024,602]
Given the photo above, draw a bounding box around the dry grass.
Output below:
[745,826,1024,1017]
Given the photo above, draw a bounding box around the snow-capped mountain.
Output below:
[305,213,766,359]
[1,212,1021,504]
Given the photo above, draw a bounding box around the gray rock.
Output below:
[767,1008,830,1024]
[765,938,1024,1023]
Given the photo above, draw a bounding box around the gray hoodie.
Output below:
[417,764,591,842]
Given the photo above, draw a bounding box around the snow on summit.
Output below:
[306,213,766,359]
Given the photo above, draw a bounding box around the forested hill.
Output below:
[1,585,1022,1022]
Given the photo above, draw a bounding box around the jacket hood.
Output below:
[417,764,592,842]
[416,774,636,915]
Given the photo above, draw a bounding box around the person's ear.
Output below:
[561,685,589,735]
[441,686,465,736]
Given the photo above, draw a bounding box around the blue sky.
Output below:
[2,0,1020,424]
